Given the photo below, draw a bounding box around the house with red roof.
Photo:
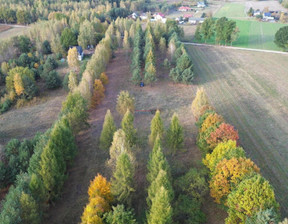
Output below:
[179,6,192,12]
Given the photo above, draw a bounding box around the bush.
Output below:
[44,71,61,89]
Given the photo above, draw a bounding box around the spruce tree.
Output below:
[166,113,184,154]
[131,67,141,85]
[104,204,137,224]
[147,169,174,208]
[100,110,117,150]
[147,186,173,224]
[147,136,170,184]
[121,109,137,147]
[20,192,41,224]
[111,152,135,206]
[149,110,164,146]
[144,63,157,85]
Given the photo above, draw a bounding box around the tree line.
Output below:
[191,87,286,223]
[80,88,208,223]
[195,17,240,46]
[0,14,118,223]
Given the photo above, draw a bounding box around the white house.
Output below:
[197,2,206,8]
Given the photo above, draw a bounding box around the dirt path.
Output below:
[183,42,288,55]
[187,45,288,217]
[43,49,226,224]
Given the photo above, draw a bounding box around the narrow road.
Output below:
[183,42,288,55]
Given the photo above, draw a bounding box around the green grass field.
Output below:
[214,3,247,18]
[193,19,287,51]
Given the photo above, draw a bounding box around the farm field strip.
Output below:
[187,45,288,216]
[214,3,247,18]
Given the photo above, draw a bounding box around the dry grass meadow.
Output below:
[0,25,28,41]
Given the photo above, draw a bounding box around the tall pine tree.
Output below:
[100,110,117,150]
[121,109,137,147]
[149,110,164,146]
[166,113,184,154]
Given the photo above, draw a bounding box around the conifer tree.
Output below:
[144,62,157,85]
[147,169,174,208]
[20,192,40,224]
[147,186,173,224]
[191,87,210,120]
[100,110,117,150]
[91,79,105,108]
[104,204,137,224]
[149,110,164,146]
[121,109,137,147]
[123,30,130,50]
[68,71,78,92]
[131,67,141,85]
[166,113,184,154]
[116,91,135,116]
[147,136,170,184]
[111,152,135,206]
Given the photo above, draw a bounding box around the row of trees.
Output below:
[191,87,281,223]
[0,13,118,223]
[195,17,239,45]
[168,32,194,84]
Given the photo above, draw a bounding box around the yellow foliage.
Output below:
[88,174,113,203]
[99,72,109,85]
[209,157,260,204]
[34,63,39,69]
[203,140,245,173]
[27,52,33,57]
[67,47,79,70]
[81,196,108,224]
[91,79,105,108]
[200,113,224,133]
[191,87,210,120]
[14,73,24,96]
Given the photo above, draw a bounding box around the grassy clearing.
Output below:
[43,49,226,224]
[186,45,288,217]
[214,3,247,18]
[0,26,27,40]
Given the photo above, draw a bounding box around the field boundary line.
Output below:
[182,42,288,55]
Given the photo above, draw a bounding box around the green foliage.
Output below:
[147,169,174,208]
[274,26,288,50]
[60,27,77,50]
[147,137,170,184]
[16,36,32,54]
[201,18,214,43]
[104,204,137,224]
[147,186,173,224]
[43,56,58,74]
[42,40,52,55]
[100,110,117,150]
[226,174,279,224]
[131,67,141,85]
[149,110,164,146]
[20,192,41,224]
[144,62,157,85]
[166,113,184,154]
[175,168,208,203]
[111,152,135,206]
[61,92,89,134]
[174,195,206,224]
[43,70,61,89]
[170,52,194,84]
[121,109,137,147]
[116,91,135,116]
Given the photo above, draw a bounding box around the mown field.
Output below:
[186,44,288,217]
[214,3,247,18]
